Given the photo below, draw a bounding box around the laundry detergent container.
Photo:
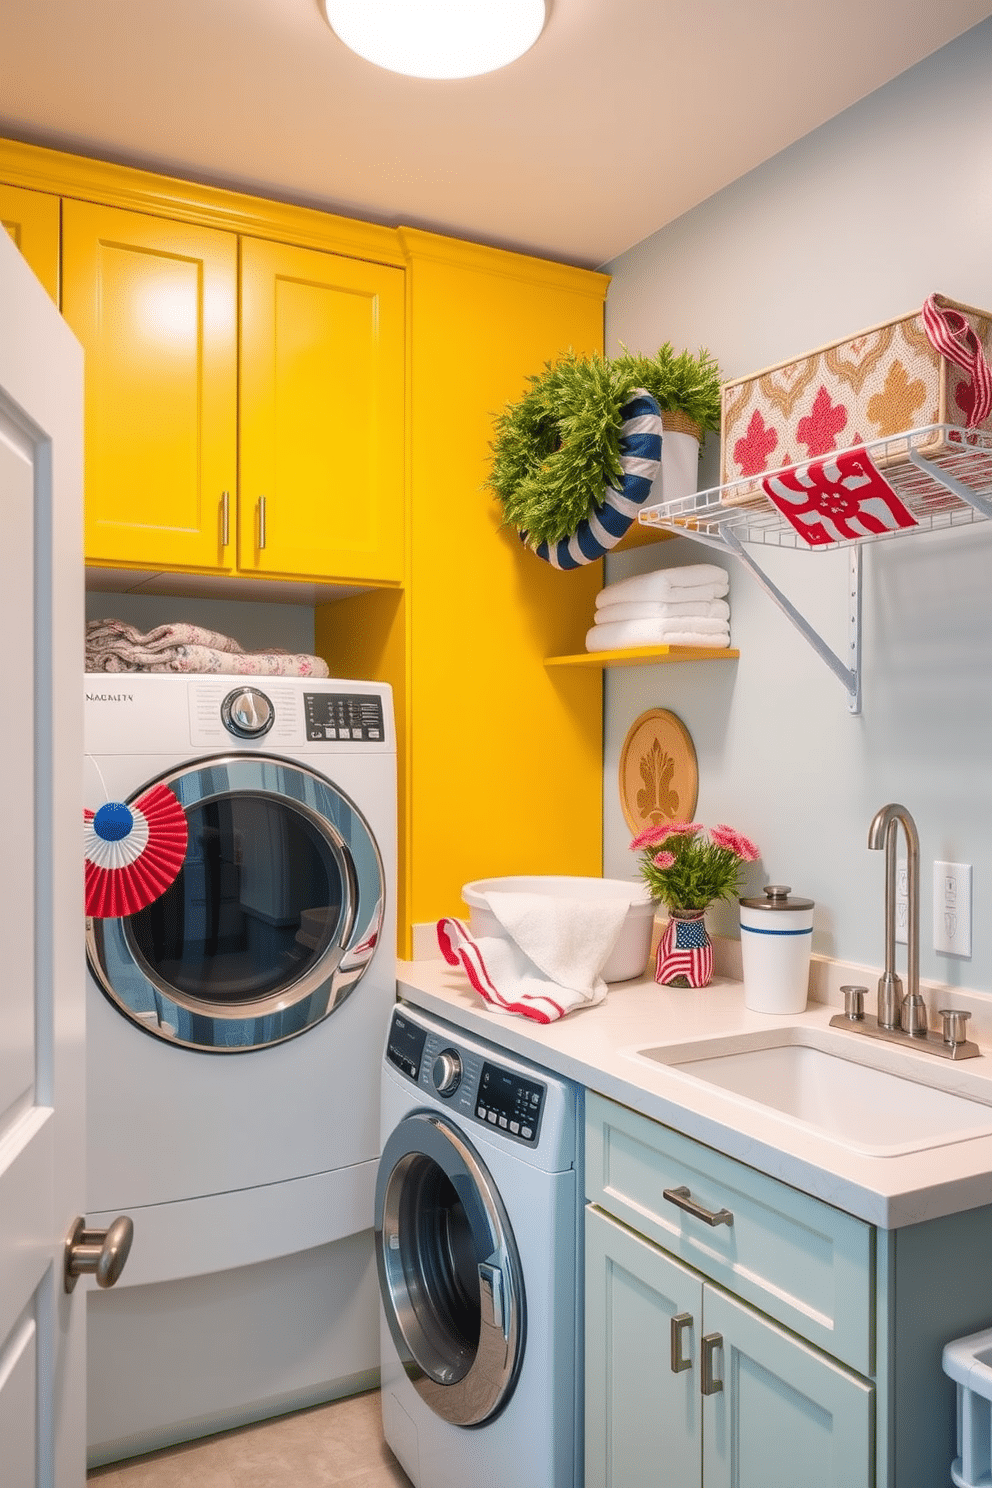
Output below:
[462,876,656,982]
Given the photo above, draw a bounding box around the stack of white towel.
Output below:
[585,563,731,652]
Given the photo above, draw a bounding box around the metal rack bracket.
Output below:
[638,425,992,714]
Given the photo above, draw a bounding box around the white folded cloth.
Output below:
[586,618,730,652]
[436,890,630,1023]
[595,564,730,608]
[594,598,730,624]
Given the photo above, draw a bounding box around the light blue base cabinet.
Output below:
[585,1091,992,1488]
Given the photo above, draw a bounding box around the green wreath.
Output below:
[487,345,722,548]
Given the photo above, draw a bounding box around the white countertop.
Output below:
[396,957,992,1229]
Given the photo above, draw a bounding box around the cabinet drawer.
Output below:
[586,1092,874,1374]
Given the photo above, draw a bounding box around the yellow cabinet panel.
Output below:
[62,199,238,572]
[0,184,59,301]
[240,238,404,583]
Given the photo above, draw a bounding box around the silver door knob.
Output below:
[64,1215,133,1293]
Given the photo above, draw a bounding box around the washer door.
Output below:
[375,1112,525,1427]
[86,755,385,1052]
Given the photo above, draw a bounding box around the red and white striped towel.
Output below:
[437,891,630,1023]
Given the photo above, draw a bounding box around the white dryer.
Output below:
[83,673,396,1465]
[375,1003,583,1488]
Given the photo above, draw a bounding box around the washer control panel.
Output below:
[385,1010,546,1147]
[305,691,384,743]
[477,1062,544,1144]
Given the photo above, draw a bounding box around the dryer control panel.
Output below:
[385,1010,546,1147]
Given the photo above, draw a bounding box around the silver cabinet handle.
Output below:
[64,1215,133,1293]
[671,1311,693,1374]
[221,491,230,548]
[258,495,267,549]
[663,1185,734,1228]
[701,1332,724,1395]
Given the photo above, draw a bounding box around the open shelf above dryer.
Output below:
[636,424,992,713]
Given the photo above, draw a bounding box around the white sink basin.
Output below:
[635,1028,992,1157]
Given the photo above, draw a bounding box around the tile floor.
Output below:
[87,1389,412,1488]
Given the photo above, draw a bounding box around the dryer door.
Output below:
[86,755,385,1051]
[375,1112,525,1427]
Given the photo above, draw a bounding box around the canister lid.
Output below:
[739,884,814,911]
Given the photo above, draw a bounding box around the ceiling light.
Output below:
[323,0,547,80]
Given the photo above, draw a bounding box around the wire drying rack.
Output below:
[636,425,992,713]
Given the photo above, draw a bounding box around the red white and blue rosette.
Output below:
[84,783,188,919]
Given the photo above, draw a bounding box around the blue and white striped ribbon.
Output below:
[525,389,663,569]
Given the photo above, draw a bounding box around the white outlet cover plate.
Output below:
[933,860,972,957]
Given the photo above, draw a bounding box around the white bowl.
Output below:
[461,875,656,983]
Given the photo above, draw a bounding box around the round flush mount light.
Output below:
[323,0,547,80]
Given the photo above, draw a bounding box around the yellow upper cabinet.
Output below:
[0,183,60,302]
[239,238,404,584]
[62,199,238,573]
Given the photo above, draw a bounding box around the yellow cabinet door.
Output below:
[0,183,59,302]
[62,199,238,572]
[240,238,404,583]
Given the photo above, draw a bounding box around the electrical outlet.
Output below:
[895,857,908,945]
[933,861,972,957]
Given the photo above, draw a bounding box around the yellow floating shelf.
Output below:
[610,523,676,552]
[545,645,740,669]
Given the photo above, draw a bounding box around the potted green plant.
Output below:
[630,820,759,987]
[487,343,721,567]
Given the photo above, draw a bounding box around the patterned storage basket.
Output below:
[720,294,992,507]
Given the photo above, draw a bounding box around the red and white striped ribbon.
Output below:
[921,293,992,428]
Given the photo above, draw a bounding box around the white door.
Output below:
[0,228,86,1483]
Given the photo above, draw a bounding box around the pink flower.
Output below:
[652,851,676,870]
[710,823,760,862]
[662,821,703,837]
[630,823,676,851]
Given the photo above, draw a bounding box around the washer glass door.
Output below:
[375,1112,525,1426]
[86,755,384,1051]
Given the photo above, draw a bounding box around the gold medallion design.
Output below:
[619,709,698,835]
[866,360,928,437]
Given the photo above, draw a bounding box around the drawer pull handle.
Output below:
[221,490,230,548]
[663,1185,734,1228]
[258,495,267,550]
[670,1311,693,1374]
[701,1332,724,1395]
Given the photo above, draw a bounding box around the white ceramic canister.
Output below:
[738,885,814,1015]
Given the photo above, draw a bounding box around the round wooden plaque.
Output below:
[618,709,699,835]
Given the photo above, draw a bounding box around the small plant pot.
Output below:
[655,909,713,988]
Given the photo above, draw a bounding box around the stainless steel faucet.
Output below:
[867,802,924,1033]
[828,803,980,1059]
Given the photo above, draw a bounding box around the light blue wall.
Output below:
[601,17,992,991]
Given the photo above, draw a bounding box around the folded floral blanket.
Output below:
[85,620,329,677]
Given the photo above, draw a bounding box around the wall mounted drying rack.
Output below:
[637,424,992,714]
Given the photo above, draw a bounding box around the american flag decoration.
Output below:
[84,783,188,919]
[655,913,713,988]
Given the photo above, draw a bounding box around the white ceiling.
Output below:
[2,0,989,268]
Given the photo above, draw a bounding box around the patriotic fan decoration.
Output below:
[84,783,188,919]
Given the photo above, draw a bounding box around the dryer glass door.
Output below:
[375,1112,525,1427]
[86,756,385,1051]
